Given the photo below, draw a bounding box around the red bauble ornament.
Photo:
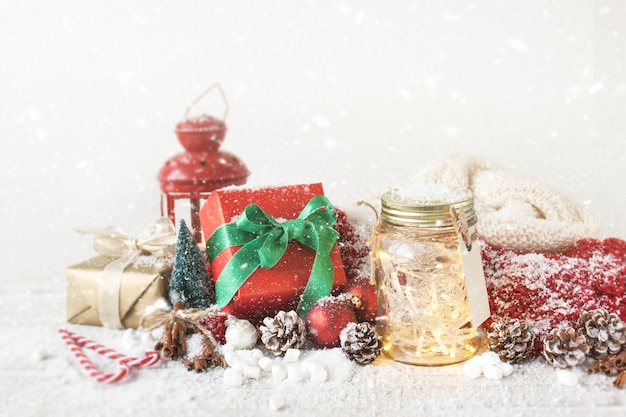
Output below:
[344,277,377,324]
[306,296,357,348]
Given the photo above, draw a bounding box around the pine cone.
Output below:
[576,309,626,358]
[487,317,536,363]
[542,326,589,368]
[259,310,306,355]
[339,322,382,365]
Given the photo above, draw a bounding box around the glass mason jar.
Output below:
[372,184,485,366]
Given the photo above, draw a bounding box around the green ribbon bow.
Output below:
[206,195,340,316]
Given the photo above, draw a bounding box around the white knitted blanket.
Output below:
[415,154,599,253]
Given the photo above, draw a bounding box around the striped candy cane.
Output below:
[59,328,160,384]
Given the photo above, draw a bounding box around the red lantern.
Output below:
[157,84,250,242]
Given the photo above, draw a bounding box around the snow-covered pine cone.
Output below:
[339,322,382,365]
[259,310,306,355]
[576,308,626,358]
[542,326,589,368]
[487,317,536,363]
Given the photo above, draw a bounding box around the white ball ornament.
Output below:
[225,317,258,350]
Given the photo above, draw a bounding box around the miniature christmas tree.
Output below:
[169,219,216,309]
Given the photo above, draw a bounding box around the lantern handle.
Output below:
[183,83,229,122]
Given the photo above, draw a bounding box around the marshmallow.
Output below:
[500,362,514,377]
[462,361,482,379]
[258,356,274,372]
[272,364,287,381]
[480,351,501,366]
[301,359,323,375]
[287,364,304,382]
[229,357,245,371]
[284,349,301,363]
[462,351,514,381]
[223,351,237,367]
[269,395,286,411]
[310,367,328,383]
[483,364,504,380]
[251,349,264,359]
[223,368,243,387]
[243,366,261,380]
[556,369,579,387]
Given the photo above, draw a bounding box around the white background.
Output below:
[1,0,625,280]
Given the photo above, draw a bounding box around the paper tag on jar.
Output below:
[458,229,490,327]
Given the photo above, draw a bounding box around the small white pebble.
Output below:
[272,364,287,381]
[499,362,514,377]
[310,367,328,383]
[284,348,301,363]
[268,395,286,411]
[462,361,482,379]
[287,364,304,382]
[483,364,504,380]
[480,351,501,366]
[258,356,274,371]
[223,368,243,387]
[556,369,579,387]
[243,365,261,379]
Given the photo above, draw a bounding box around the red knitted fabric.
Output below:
[482,238,626,349]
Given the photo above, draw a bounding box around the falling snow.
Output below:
[2,1,626,416]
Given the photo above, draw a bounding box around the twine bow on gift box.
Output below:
[206,195,340,315]
[75,217,177,329]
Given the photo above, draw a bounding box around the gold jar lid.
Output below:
[381,184,476,227]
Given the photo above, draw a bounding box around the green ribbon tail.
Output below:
[213,236,266,309]
[296,253,335,315]
[296,225,340,315]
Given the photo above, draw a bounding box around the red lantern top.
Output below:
[157,84,250,194]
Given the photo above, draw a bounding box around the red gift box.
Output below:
[199,183,347,322]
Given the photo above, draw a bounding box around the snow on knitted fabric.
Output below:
[482,237,626,352]
[416,154,599,253]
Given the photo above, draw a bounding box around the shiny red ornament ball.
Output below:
[344,277,377,324]
[306,296,357,348]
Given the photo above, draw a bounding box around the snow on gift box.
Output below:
[200,183,349,324]
[66,218,176,329]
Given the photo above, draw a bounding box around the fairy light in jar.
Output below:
[367,184,490,366]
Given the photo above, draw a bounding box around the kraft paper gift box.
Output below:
[66,255,173,329]
[66,217,176,329]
